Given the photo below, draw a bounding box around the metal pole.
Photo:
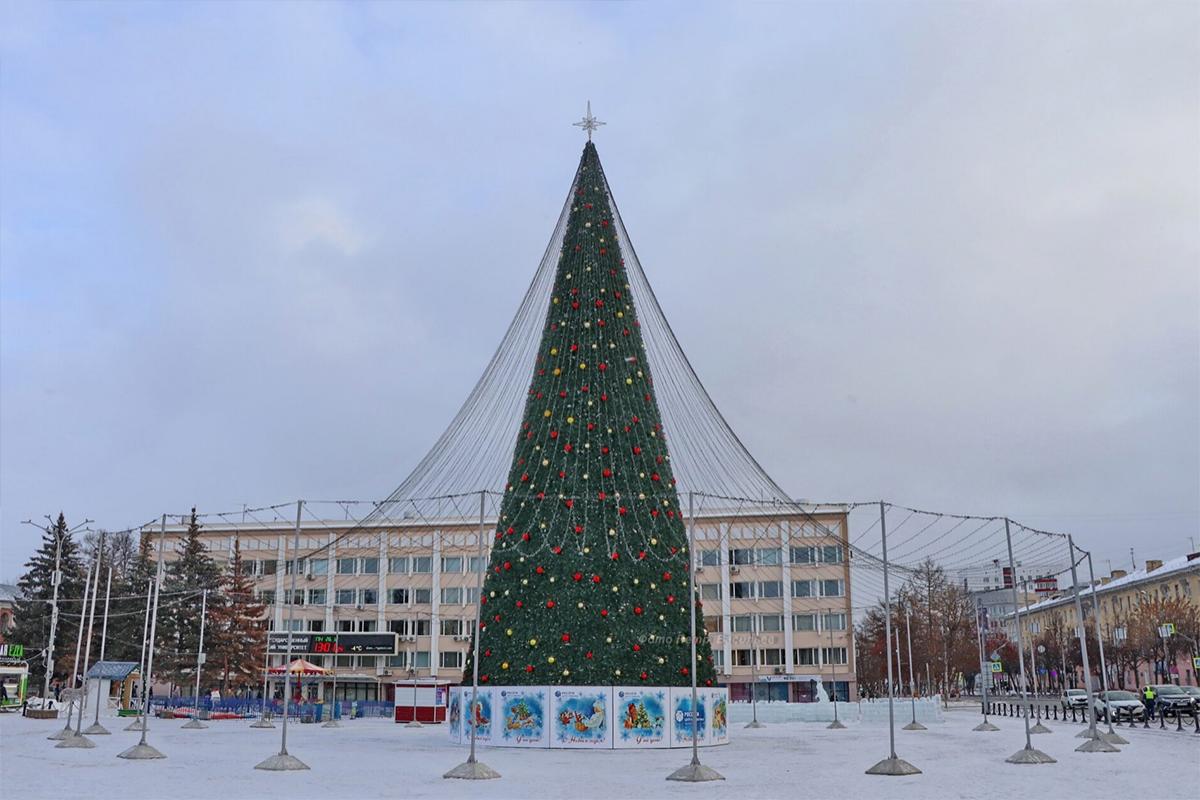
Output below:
[444,490,499,779]
[745,534,762,729]
[42,528,63,708]
[183,590,209,729]
[87,565,114,733]
[57,557,93,740]
[76,535,104,734]
[254,500,308,770]
[866,502,920,774]
[973,601,997,730]
[119,515,167,758]
[828,607,845,729]
[323,606,340,728]
[1002,519,1053,763]
[904,606,925,730]
[1066,535,1115,752]
[666,491,724,781]
[125,577,153,730]
[1086,552,1124,744]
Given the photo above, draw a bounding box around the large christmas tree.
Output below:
[468,141,716,688]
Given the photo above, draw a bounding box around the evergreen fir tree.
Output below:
[157,509,222,690]
[206,539,267,693]
[10,513,87,691]
[465,142,716,687]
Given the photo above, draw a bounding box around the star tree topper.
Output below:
[573,101,605,141]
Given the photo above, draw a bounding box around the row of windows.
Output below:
[701,579,845,600]
[705,612,847,634]
[698,546,844,567]
[270,617,473,638]
[288,651,465,670]
[242,555,488,577]
[715,647,848,668]
[258,586,480,607]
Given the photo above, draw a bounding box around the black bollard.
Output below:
[1194,710,1199,734]
[1070,706,1076,723]
[1053,705,1058,721]
[1176,709,1183,732]
[1160,707,1166,728]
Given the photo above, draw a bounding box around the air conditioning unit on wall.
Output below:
[773,667,784,674]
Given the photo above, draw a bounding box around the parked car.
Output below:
[1177,685,1200,709]
[1145,684,1196,716]
[1061,689,1088,711]
[1092,690,1145,722]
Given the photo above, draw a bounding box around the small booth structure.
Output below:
[392,679,452,724]
[0,660,29,711]
[85,661,141,714]
[267,658,330,714]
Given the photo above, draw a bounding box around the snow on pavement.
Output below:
[2,706,1197,800]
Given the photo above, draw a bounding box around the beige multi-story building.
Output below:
[149,505,853,704]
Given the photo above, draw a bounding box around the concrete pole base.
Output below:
[1100,730,1128,745]
[1005,746,1056,764]
[118,742,166,760]
[1029,722,1052,734]
[973,721,1000,731]
[743,720,765,729]
[902,721,927,731]
[866,756,922,775]
[55,733,96,749]
[666,761,725,782]
[1076,736,1120,753]
[322,719,341,728]
[123,718,146,731]
[404,720,423,728]
[1076,727,1098,739]
[249,718,275,729]
[181,718,207,729]
[444,759,501,780]
[83,722,111,735]
[827,719,847,729]
[254,752,310,771]
[48,725,75,740]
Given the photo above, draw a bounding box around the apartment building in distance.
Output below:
[147,505,853,704]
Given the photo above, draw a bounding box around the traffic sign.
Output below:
[1193,657,1200,671]
[990,661,1003,673]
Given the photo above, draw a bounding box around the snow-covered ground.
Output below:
[2,705,1197,800]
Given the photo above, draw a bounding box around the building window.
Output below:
[336,619,355,632]
[759,614,784,633]
[699,550,720,567]
[466,587,480,604]
[413,588,431,604]
[757,548,782,566]
[822,647,848,665]
[794,647,818,666]
[390,588,409,605]
[360,588,378,606]
[732,649,753,667]
[712,650,725,668]
[413,651,431,669]
[759,648,784,666]
[359,619,377,632]
[440,587,463,605]
[307,589,326,605]
[440,651,464,669]
[468,556,486,573]
[388,557,409,574]
[258,590,275,605]
[261,559,278,575]
[310,559,328,576]
[361,557,379,575]
[284,559,305,575]
[792,613,817,631]
[731,615,753,633]
[758,581,783,598]
[820,580,844,598]
[441,619,464,636]
[790,546,815,565]
[387,653,408,669]
[822,613,846,631]
[792,580,815,598]
[704,616,722,633]
[413,619,431,636]
[441,557,463,574]
[729,581,755,599]
[388,619,408,636]
[412,557,432,574]
[700,584,721,601]
[730,548,754,566]
[335,589,356,605]
[337,558,357,575]
[308,619,324,631]
[821,545,843,564]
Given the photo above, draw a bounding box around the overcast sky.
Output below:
[2,1,1197,581]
